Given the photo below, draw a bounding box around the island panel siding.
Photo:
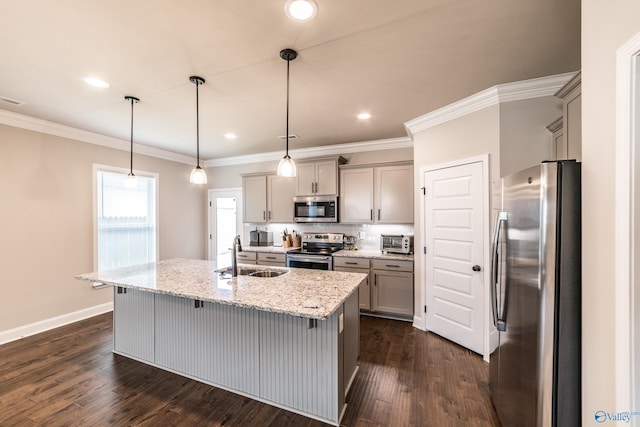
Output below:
[113,288,154,362]
[154,293,260,395]
[111,285,358,425]
[259,307,341,423]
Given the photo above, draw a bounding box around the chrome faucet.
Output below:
[231,235,242,277]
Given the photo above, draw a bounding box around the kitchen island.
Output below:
[75,258,364,426]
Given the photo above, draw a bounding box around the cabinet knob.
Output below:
[472,265,481,272]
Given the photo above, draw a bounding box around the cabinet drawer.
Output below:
[333,257,370,269]
[257,252,286,263]
[236,252,257,262]
[371,259,413,272]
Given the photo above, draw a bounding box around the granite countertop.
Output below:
[333,249,414,262]
[75,258,364,320]
[242,246,300,253]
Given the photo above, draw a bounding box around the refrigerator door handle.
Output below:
[491,211,508,331]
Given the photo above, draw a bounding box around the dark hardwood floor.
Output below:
[0,313,500,427]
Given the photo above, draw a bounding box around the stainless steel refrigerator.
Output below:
[490,161,581,427]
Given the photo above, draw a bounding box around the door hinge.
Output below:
[423,246,427,254]
[424,305,427,313]
[209,234,212,240]
[421,186,426,195]
[209,201,212,207]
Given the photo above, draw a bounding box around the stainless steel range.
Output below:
[286,232,344,270]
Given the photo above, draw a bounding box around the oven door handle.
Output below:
[287,255,332,263]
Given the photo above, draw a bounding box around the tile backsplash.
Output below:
[243,222,414,251]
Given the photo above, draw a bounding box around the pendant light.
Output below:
[124,96,140,188]
[189,76,208,184]
[277,48,297,177]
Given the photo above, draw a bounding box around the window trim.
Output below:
[92,164,159,272]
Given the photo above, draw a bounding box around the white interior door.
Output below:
[208,189,242,267]
[424,161,484,354]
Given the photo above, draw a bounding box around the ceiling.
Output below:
[0,0,580,161]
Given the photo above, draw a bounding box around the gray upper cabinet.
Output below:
[243,174,295,223]
[340,162,414,224]
[340,168,374,223]
[295,157,345,196]
[375,164,414,224]
[267,175,295,223]
[243,175,267,223]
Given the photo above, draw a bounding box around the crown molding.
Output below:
[554,71,581,98]
[204,137,413,167]
[404,72,577,137]
[0,109,196,165]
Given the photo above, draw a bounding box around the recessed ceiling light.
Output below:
[357,113,372,120]
[224,133,237,139]
[84,77,110,88]
[284,0,318,21]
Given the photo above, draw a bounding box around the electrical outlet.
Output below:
[358,231,366,239]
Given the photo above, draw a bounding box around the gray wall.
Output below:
[0,124,206,332]
[499,96,563,176]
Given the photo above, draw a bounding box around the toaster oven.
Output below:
[381,235,414,254]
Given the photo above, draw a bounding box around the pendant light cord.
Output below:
[129,98,134,174]
[195,81,201,168]
[285,56,290,157]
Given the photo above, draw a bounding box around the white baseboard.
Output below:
[0,302,113,345]
[412,315,426,331]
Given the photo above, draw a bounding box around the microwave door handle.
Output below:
[491,211,508,331]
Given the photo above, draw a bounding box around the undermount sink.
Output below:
[216,267,287,278]
[248,270,288,278]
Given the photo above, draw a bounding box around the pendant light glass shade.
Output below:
[277,48,298,177]
[277,155,297,177]
[124,96,140,188]
[189,76,208,184]
[190,166,207,184]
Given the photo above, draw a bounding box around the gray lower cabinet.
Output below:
[371,259,414,317]
[334,257,414,319]
[334,257,371,310]
[257,252,286,266]
[236,251,257,264]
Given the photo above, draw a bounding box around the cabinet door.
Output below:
[295,163,317,196]
[243,176,267,223]
[257,252,286,266]
[375,165,414,224]
[236,251,257,264]
[267,175,295,222]
[315,160,338,195]
[340,168,374,223]
[372,270,414,316]
[334,265,371,310]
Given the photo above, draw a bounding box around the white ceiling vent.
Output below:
[276,134,299,141]
[0,95,26,106]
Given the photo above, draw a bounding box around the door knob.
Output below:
[472,265,481,272]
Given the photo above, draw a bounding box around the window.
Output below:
[95,166,158,271]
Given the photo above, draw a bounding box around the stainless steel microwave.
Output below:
[381,234,414,254]
[293,195,338,223]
